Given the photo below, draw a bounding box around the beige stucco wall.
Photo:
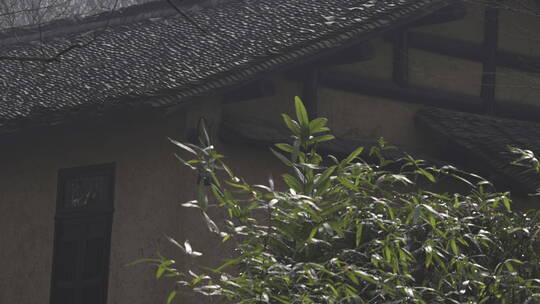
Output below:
[498,0,540,57]
[413,1,485,43]
[409,50,483,96]
[0,96,286,304]
[326,38,394,81]
[317,88,433,154]
[224,73,435,156]
[496,66,540,105]
[496,2,540,106]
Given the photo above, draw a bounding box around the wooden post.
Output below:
[302,68,320,117]
[481,7,499,114]
[393,30,409,86]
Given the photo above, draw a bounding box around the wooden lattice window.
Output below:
[50,164,115,304]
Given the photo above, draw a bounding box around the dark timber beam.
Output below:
[302,68,320,117]
[320,72,483,113]
[320,71,540,123]
[223,79,275,103]
[392,31,409,86]
[312,43,374,66]
[481,7,499,114]
[408,1,467,27]
[404,32,540,74]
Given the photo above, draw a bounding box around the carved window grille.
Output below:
[50,164,115,304]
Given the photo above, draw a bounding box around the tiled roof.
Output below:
[416,107,540,195]
[0,0,450,135]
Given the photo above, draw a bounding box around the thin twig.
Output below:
[0,3,63,19]
[0,42,85,62]
[1,0,121,63]
[165,0,208,34]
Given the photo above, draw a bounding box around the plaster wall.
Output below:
[0,107,191,304]
[409,50,483,96]
[412,1,485,43]
[496,66,540,105]
[326,38,394,81]
[224,73,434,156]
[317,87,432,155]
[0,97,285,304]
[498,0,540,57]
[496,2,540,107]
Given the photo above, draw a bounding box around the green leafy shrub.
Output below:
[143,98,540,304]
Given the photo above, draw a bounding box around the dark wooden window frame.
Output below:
[49,163,115,304]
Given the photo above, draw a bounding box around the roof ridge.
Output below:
[0,0,230,46]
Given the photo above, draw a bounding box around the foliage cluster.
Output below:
[141,98,540,304]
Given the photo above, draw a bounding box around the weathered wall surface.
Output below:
[496,1,540,106]
[0,106,193,303]
[408,1,484,96]
[409,50,483,96]
[224,72,435,156]
[327,38,394,81]
[0,95,287,304]
[413,1,485,43]
[498,0,540,57]
[3,4,540,303]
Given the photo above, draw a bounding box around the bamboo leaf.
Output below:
[281,114,301,135]
[343,147,364,165]
[294,96,309,128]
[166,291,177,304]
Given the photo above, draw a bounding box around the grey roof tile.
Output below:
[417,107,540,194]
[0,0,449,134]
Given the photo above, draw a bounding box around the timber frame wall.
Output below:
[317,2,540,122]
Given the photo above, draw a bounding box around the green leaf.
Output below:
[156,266,166,279]
[281,114,301,135]
[450,239,459,255]
[275,143,295,153]
[309,117,328,133]
[355,270,379,285]
[181,200,200,209]
[166,290,177,304]
[308,134,335,145]
[307,226,318,243]
[174,153,196,170]
[202,212,220,234]
[346,271,359,285]
[169,137,197,155]
[503,196,512,212]
[127,258,160,266]
[283,173,303,192]
[270,148,293,167]
[294,96,309,127]
[271,295,291,304]
[198,119,211,146]
[343,147,364,165]
[416,168,436,183]
[356,222,363,247]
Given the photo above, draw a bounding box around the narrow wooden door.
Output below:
[50,164,115,304]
